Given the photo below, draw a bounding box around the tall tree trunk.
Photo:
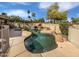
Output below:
[54,20,55,24]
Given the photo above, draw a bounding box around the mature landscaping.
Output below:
[1,2,79,57]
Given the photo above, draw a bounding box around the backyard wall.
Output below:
[68,26,79,48]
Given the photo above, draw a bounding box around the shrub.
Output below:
[59,22,69,35]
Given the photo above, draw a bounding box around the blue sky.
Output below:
[0,2,79,21]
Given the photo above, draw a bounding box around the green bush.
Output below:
[59,22,69,35]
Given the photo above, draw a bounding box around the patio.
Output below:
[6,24,79,57]
[7,30,79,57]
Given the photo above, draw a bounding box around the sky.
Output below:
[0,2,79,21]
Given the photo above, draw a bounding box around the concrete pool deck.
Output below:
[6,30,79,57]
[7,31,42,57]
[3,24,79,57]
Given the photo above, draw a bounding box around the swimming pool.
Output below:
[24,29,58,53]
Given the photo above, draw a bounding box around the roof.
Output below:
[0,15,9,20]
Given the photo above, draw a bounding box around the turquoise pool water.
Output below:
[24,29,57,53]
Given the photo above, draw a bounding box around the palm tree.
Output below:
[32,12,36,21]
[27,10,30,14]
[32,12,36,17]
[27,10,32,22]
[28,16,32,22]
[27,10,36,22]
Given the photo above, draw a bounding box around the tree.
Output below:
[1,12,7,16]
[9,16,23,23]
[27,10,32,22]
[47,3,67,23]
[71,17,79,23]
[48,3,59,11]
[27,10,36,22]
[55,11,67,23]
[32,12,36,17]
[34,18,45,23]
[47,3,59,23]
[27,10,30,14]
[1,12,9,25]
[32,12,36,22]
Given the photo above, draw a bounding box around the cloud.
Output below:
[39,2,54,9]
[7,9,30,18]
[58,2,79,11]
[15,2,30,5]
[9,2,30,6]
[39,2,79,11]
[0,2,30,9]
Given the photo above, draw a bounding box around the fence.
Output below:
[0,25,9,53]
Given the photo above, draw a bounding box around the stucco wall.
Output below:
[68,26,79,48]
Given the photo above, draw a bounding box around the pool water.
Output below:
[24,29,58,53]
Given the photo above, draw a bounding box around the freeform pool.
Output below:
[24,29,58,53]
